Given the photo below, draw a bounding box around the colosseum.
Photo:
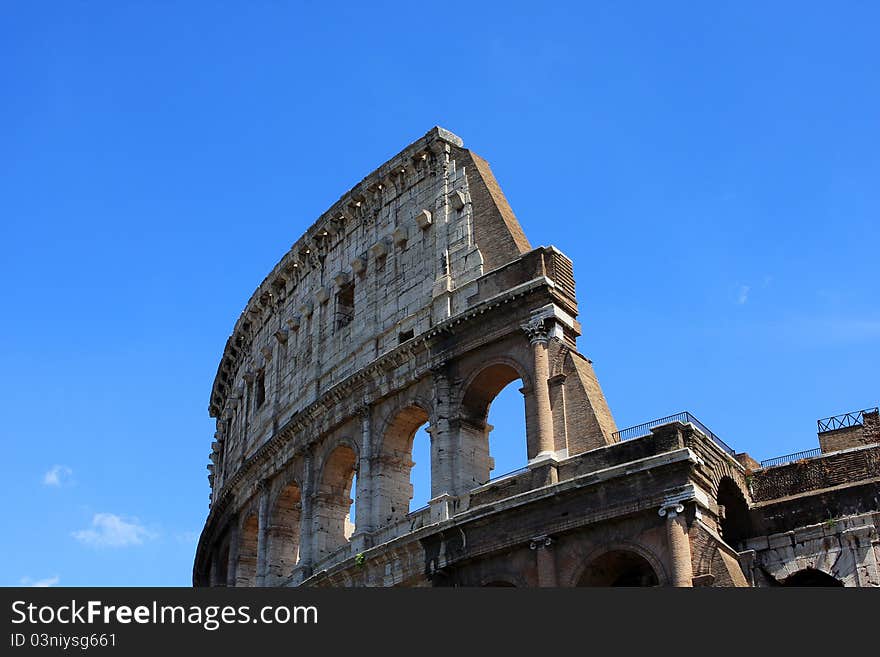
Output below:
[194,127,880,587]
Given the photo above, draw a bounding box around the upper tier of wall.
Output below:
[207,127,542,492]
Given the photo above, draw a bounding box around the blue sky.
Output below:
[2,2,877,587]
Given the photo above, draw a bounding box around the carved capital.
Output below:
[529,535,553,550]
[659,502,685,519]
[521,317,550,345]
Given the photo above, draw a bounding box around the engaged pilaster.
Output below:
[530,535,558,587]
[298,447,315,576]
[255,480,269,587]
[353,402,374,546]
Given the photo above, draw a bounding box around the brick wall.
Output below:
[750,444,880,502]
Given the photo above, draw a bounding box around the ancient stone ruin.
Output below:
[194,128,879,586]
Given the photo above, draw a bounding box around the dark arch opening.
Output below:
[236,515,259,587]
[577,550,659,587]
[717,477,752,546]
[781,568,843,587]
[266,482,302,585]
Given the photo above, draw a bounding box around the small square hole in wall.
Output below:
[398,329,414,344]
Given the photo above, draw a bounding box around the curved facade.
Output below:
[194,128,880,587]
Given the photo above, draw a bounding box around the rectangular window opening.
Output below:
[254,370,266,410]
[336,282,355,330]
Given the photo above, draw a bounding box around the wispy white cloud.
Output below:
[72,513,156,548]
[737,285,751,305]
[20,575,60,587]
[43,465,73,487]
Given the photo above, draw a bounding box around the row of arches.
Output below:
[212,363,530,585]
[482,551,843,587]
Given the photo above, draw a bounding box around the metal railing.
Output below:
[484,465,530,485]
[760,448,822,468]
[817,407,878,433]
[611,411,736,456]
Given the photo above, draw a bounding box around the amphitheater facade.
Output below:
[194,127,880,587]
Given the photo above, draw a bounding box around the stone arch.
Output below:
[569,542,668,587]
[478,570,527,588]
[266,478,302,585]
[375,403,432,528]
[236,513,259,587]
[780,568,844,587]
[705,459,752,505]
[455,357,532,488]
[717,476,752,547]
[577,550,660,587]
[313,442,358,561]
[458,356,532,424]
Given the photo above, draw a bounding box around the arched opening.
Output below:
[266,482,301,585]
[410,424,432,512]
[314,445,357,560]
[460,363,526,488]
[236,514,259,587]
[347,473,357,539]
[781,568,843,587]
[717,477,752,547]
[376,405,430,527]
[577,550,660,587]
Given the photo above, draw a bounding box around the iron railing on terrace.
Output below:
[612,411,736,456]
[817,407,878,433]
[759,448,822,469]
[484,465,530,485]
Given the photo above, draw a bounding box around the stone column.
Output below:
[298,447,315,575]
[659,502,694,587]
[521,317,554,458]
[430,362,457,496]
[255,481,269,587]
[355,403,374,539]
[530,535,557,587]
